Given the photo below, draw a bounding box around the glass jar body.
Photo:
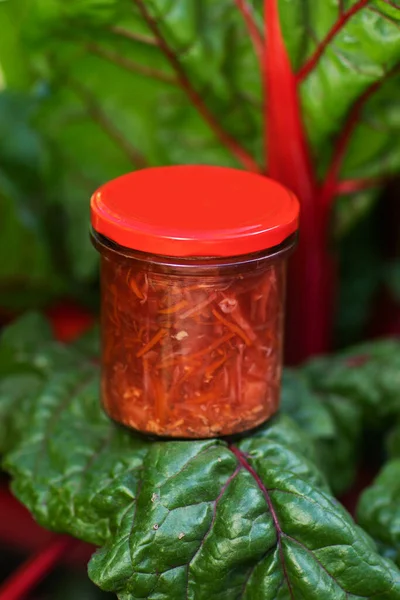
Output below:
[93,232,294,439]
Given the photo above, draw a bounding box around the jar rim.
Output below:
[91,229,297,274]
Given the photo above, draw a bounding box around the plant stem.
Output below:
[234,0,264,63]
[87,42,177,85]
[336,176,393,195]
[69,80,148,169]
[319,73,398,213]
[263,0,333,362]
[132,0,261,173]
[285,231,336,363]
[296,0,369,82]
[0,536,75,600]
[109,25,158,46]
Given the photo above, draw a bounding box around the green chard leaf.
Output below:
[281,370,362,495]
[357,459,400,567]
[15,0,262,283]
[2,320,400,598]
[4,0,400,299]
[71,323,101,358]
[0,312,52,453]
[0,91,64,309]
[0,324,149,546]
[89,415,400,599]
[357,421,400,568]
[387,422,400,459]
[279,0,400,181]
[304,339,400,421]
[4,354,149,546]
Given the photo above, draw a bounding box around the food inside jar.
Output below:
[101,255,284,438]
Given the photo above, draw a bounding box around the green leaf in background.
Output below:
[385,260,400,305]
[1,318,400,599]
[281,369,335,440]
[334,201,384,347]
[11,0,262,284]
[280,0,400,180]
[71,323,100,358]
[1,0,400,329]
[387,422,400,459]
[0,91,64,309]
[356,420,400,569]
[281,370,362,494]
[358,459,400,567]
[304,339,400,421]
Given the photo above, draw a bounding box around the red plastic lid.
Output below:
[90,165,299,258]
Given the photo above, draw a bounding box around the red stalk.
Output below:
[320,68,399,213]
[296,0,369,82]
[234,0,264,63]
[0,536,75,600]
[133,0,261,173]
[336,176,392,195]
[264,0,332,362]
[229,445,294,596]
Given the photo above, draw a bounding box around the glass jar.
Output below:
[91,166,299,439]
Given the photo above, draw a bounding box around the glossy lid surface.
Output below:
[90,165,299,257]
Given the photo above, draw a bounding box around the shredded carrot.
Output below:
[157,355,202,370]
[191,332,235,360]
[168,366,196,401]
[129,276,144,300]
[180,391,219,406]
[153,378,167,423]
[179,293,217,319]
[136,328,167,358]
[181,283,214,293]
[211,309,252,346]
[158,299,188,314]
[205,353,231,380]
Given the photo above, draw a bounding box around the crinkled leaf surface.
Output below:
[281,370,362,494]
[89,417,400,599]
[0,313,53,453]
[357,421,400,568]
[304,340,400,420]
[2,319,400,598]
[0,90,64,308]
[7,0,398,291]
[279,0,400,178]
[1,318,149,546]
[72,324,101,358]
[281,369,335,440]
[16,0,261,280]
[358,459,400,567]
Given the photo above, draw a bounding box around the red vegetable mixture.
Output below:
[100,249,285,438]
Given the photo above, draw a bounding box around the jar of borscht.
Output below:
[91,166,299,439]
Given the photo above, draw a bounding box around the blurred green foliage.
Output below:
[0,0,400,343]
